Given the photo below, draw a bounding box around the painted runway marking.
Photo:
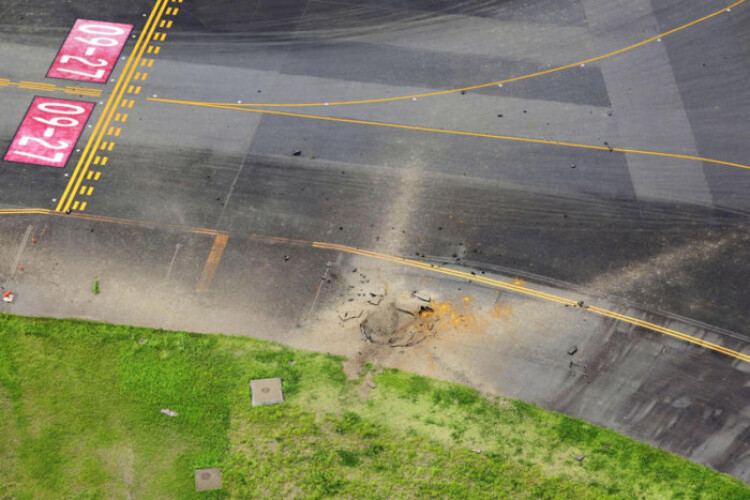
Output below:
[47,19,133,83]
[0,78,101,96]
[55,0,171,213]
[4,225,33,287]
[196,233,229,292]
[164,242,183,283]
[4,97,94,168]
[172,0,747,108]
[0,209,746,363]
[149,99,750,172]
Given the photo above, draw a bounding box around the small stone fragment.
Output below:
[567,346,578,356]
[160,408,178,417]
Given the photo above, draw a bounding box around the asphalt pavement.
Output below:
[2,0,750,482]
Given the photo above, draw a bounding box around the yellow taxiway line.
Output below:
[55,0,170,213]
[148,99,750,172]
[157,0,747,108]
[1,209,748,363]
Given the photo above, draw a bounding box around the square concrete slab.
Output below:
[195,468,221,491]
[250,377,284,406]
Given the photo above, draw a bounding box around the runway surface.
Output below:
[2,0,750,481]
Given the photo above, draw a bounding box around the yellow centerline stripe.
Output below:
[56,0,169,213]
[312,242,750,363]
[0,208,745,362]
[148,99,750,171]
[174,0,747,108]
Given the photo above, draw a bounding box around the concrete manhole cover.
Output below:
[250,378,284,407]
[195,468,221,491]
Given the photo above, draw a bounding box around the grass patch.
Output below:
[0,313,747,498]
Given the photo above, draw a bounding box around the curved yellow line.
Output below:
[194,0,745,108]
[0,209,746,362]
[148,98,750,171]
[313,242,750,363]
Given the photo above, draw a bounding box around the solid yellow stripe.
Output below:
[59,0,169,213]
[149,99,750,171]
[311,242,750,362]
[0,208,746,361]
[56,0,169,212]
[191,0,747,108]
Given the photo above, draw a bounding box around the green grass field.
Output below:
[0,313,747,498]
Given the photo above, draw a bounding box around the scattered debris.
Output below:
[138,338,148,345]
[292,150,302,156]
[567,345,578,356]
[471,449,482,454]
[160,408,178,417]
[368,295,383,306]
[3,291,14,303]
[283,255,290,261]
[412,291,432,302]
[339,310,363,321]
[575,454,586,462]
[360,300,438,348]
[576,300,587,308]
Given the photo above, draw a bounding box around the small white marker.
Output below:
[657,38,662,42]
[76,149,81,152]
[237,100,242,103]
[110,79,114,82]
[121,57,126,60]
[412,97,417,101]
[43,127,55,138]
[727,8,731,12]
[99,101,104,105]
[88,125,92,128]
[581,63,585,67]
[142,13,147,16]
[52,198,57,202]
[85,47,95,56]
[324,102,329,106]
[498,84,503,87]
[153,94,158,98]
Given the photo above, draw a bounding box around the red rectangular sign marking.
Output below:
[47,19,133,83]
[4,97,95,167]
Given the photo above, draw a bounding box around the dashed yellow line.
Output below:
[181,0,747,108]
[149,98,750,172]
[55,0,178,212]
[56,0,170,213]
